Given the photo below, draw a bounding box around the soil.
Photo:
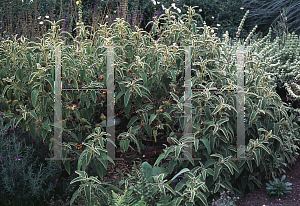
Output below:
[236,154,300,206]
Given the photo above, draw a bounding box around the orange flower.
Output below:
[36,127,38,131]
[73,104,77,108]
[99,75,104,80]
[66,105,70,109]
[62,120,65,123]
[71,106,75,110]
[159,109,163,113]
[5,101,9,103]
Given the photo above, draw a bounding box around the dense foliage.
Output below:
[0,2,300,205]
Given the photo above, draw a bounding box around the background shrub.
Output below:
[0,125,61,205]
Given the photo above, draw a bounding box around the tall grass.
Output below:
[0,0,144,43]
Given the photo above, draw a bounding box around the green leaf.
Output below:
[86,151,92,166]
[213,164,222,181]
[140,71,148,86]
[70,186,83,205]
[249,111,258,124]
[142,162,154,183]
[212,104,222,115]
[91,90,96,103]
[195,192,208,206]
[149,114,157,125]
[70,176,86,184]
[206,168,214,176]
[183,150,194,166]
[192,23,196,34]
[134,86,143,97]
[170,168,190,183]
[86,44,92,55]
[115,91,124,102]
[84,184,91,204]
[95,164,104,180]
[15,67,24,81]
[79,69,86,81]
[204,159,215,168]
[124,90,131,107]
[25,53,32,68]
[175,146,182,159]
[42,119,51,131]
[45,77,54,92]
[261,97,268,110]
[29,110,38,120]
[86,98,90,109]
[69,131,79,142]
[127,116,138,128]
[175,31,179,42]
[153,129,158,142]
[31,89,40,108]
[203,121,215,134]
[163,112,172,121]
[171,92,179,102]
[153,24,157,36]
[224,162,234,175]
[200,137,211,155]
[63,160,71,175]
[169,69,176,82]
[145,124,152,138]
[214,183,220,193]
[256,76,262,87]
[154,153,166,166]
[124,102,131,118]
[247,159,253,173]
[253,149,261,167]
[203,106,212,120]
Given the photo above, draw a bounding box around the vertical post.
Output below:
[46,46,70,162]
[106,46,123,160]
[106,46,115,160]
[236,46,246,159]
[183,46,193,160]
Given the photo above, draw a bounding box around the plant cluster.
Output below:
[265,174,292,198]
[0,4,300,206]
[242,0,300,38]
[0,0,264,44]
[0,112,61,206]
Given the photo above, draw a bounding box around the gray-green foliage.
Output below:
[242,0,300,37]
[1,4,300,206]
[247,26,300,103]
[266,174,292,197]
[0,127,60,205]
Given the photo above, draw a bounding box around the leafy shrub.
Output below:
[266,174,292,198]
[242,0,300,37]
[0,116,61,205]
[1,3,300,206]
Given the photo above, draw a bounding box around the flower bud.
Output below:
[100,114,106,120]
